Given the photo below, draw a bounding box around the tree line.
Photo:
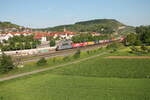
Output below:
[0,35,41,51]
[124,26,150,46]
[71,33,110,43]
[124,26,150,55]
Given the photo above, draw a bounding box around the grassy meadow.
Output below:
[0,47,150,100]
[50,57,150,78]
[0,75,150,100]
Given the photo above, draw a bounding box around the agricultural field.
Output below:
[50,56,150,78]
[0,75,150,100]
[0,47,150,100]
[0,47,106,78]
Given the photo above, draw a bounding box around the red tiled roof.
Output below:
[51,31,75,35]
[7,31,75,35]
[34,33,53,39]
[91,32,97,34]
[7,32,34,34]
[6,31,76,39]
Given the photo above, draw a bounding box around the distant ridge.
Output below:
[0,21,20,29]
[0,19,135,34]
[39,19,134,34]
[75,19,124,26]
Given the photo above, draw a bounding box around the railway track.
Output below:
[14,42,111,64]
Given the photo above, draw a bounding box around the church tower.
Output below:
[64,27,66,32]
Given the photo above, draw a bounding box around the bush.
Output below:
[110,49,117,53]
[0,53,15,73]
[49,40,56,47]
[93,50,97,53]
[86,50,90,55]
[148,48,150,53]
[134,40,142,46]
[73,49,81,59]
[52,57,56,63]
[141,45,150,53]
[129,46,150,55]
[37,57,47,66]
[98,47,103,51]
[124,33,137,46]
[107,42,124,51]
[63,56,70,61]
[129,46,142,55]
[130,46,139,53]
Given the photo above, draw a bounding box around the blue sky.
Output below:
[0,0,150,28]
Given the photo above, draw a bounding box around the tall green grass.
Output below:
[50,57,150,78]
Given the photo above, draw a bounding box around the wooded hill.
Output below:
[0,19,135,34]
[38,19,135,34]
[0,21,20,29]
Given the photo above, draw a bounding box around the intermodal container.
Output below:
[94,40,99,44]
[99,40,105,44]
[120,37,125,41]
[72,43,83,48]
[39,49,49,53]
[87,41,95,46]
[83,42,88,46]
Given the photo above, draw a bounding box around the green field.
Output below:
[50,58,150,78]
[0,47,106,78]
[0,75,150,100]
[0,49,150,100]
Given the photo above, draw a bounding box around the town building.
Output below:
[0,28,76,43]
[0,33,13,42]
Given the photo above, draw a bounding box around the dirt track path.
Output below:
[0,52,108,82]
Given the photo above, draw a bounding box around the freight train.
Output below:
[1,37,124,56]
[56,37,125,51]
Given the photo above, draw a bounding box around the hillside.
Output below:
[0,21,20,29]
[39,19,134,34]
[0,21,30,33]
[117,26,135,35]
[75,19,123,26]
[0,21,21,33]
[0,19,135,34]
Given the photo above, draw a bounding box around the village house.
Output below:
[52,31,75,40]
[34,30,76,42]
[0,33,13,42]
[0,28,76,43]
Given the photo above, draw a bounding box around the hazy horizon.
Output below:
[0,0,150,28]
